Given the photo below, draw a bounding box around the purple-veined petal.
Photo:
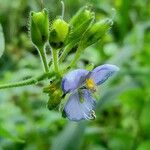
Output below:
[90,64,119,85]
[61,69,89,93]
[64,89,96,121]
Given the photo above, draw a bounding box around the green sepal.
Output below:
[70,6,94,28]
[43,85,51,93]
[45,79,63,110]
[49,18,69,49]
[80,18,113,48]
[62,110,67,118]
[86,63,94,71]
[30,9,49,47]
[65,6,95,46]
[47,89,63,110]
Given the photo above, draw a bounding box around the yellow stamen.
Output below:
[86,78,96,91]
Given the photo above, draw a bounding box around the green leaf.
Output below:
[0,124,25,143]
[139,102,150,135]
[137,140,150,150]
[0,24,5,58]
[108,129,134,150]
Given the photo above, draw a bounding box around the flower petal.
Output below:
[61,69,89,93]
[64,89,96,121]
[90,64,119,85]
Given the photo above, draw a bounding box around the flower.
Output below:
[61,64,119,121]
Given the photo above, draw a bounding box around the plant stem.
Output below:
[69,46,83,68]
[38,46,49,73]
[52,48,59,73]
[59,43,73,63]
[61,1,65,20]
[0,73,54,90]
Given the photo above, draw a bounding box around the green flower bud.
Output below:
[44,79,63,110]
[47,89,63,110]
[70,6,94,28]
[80,18,113,48]
[65,6,95,45]
[49,18,69,49]
[30,9,49,47]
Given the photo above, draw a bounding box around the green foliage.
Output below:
[140,102,150,135]
[0,0,150,149]
[137,140,150,150]
[52,122,85,150]
[0,124,24,143]
[0,24,5,58]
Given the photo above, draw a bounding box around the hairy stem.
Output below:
[52,48,59,73]
[59,43,73,63]
[38,46,49,73]
[61,1,65,20]
[0,72,54,90]
[69,46,83,68]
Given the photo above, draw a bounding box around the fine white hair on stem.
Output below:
[61,1,65,19]
[40,0,44,9]
[111,8,116,20]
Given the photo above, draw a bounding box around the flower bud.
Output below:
[47,89,63,110]
[70,6,94,28]
[80,18,113,48]
[65,6,95,45]
[44,80,63,110]
[49,18,69,49]
[30,9,49,47]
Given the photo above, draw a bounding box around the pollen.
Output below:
[86,78,96,91]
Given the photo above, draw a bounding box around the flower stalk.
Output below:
[59,43,73,63]
[0,72,55,90]
[0,73,47,89]
[38,46,49,73]
[52,48,59,73]
[69,46,84,68]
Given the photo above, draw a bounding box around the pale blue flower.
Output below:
[61,64,119,121]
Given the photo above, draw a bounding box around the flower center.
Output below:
[86,78,96,92]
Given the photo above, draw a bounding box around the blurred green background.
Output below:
[0,0,150,150]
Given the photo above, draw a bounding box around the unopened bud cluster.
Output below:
[29,6,113,110]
